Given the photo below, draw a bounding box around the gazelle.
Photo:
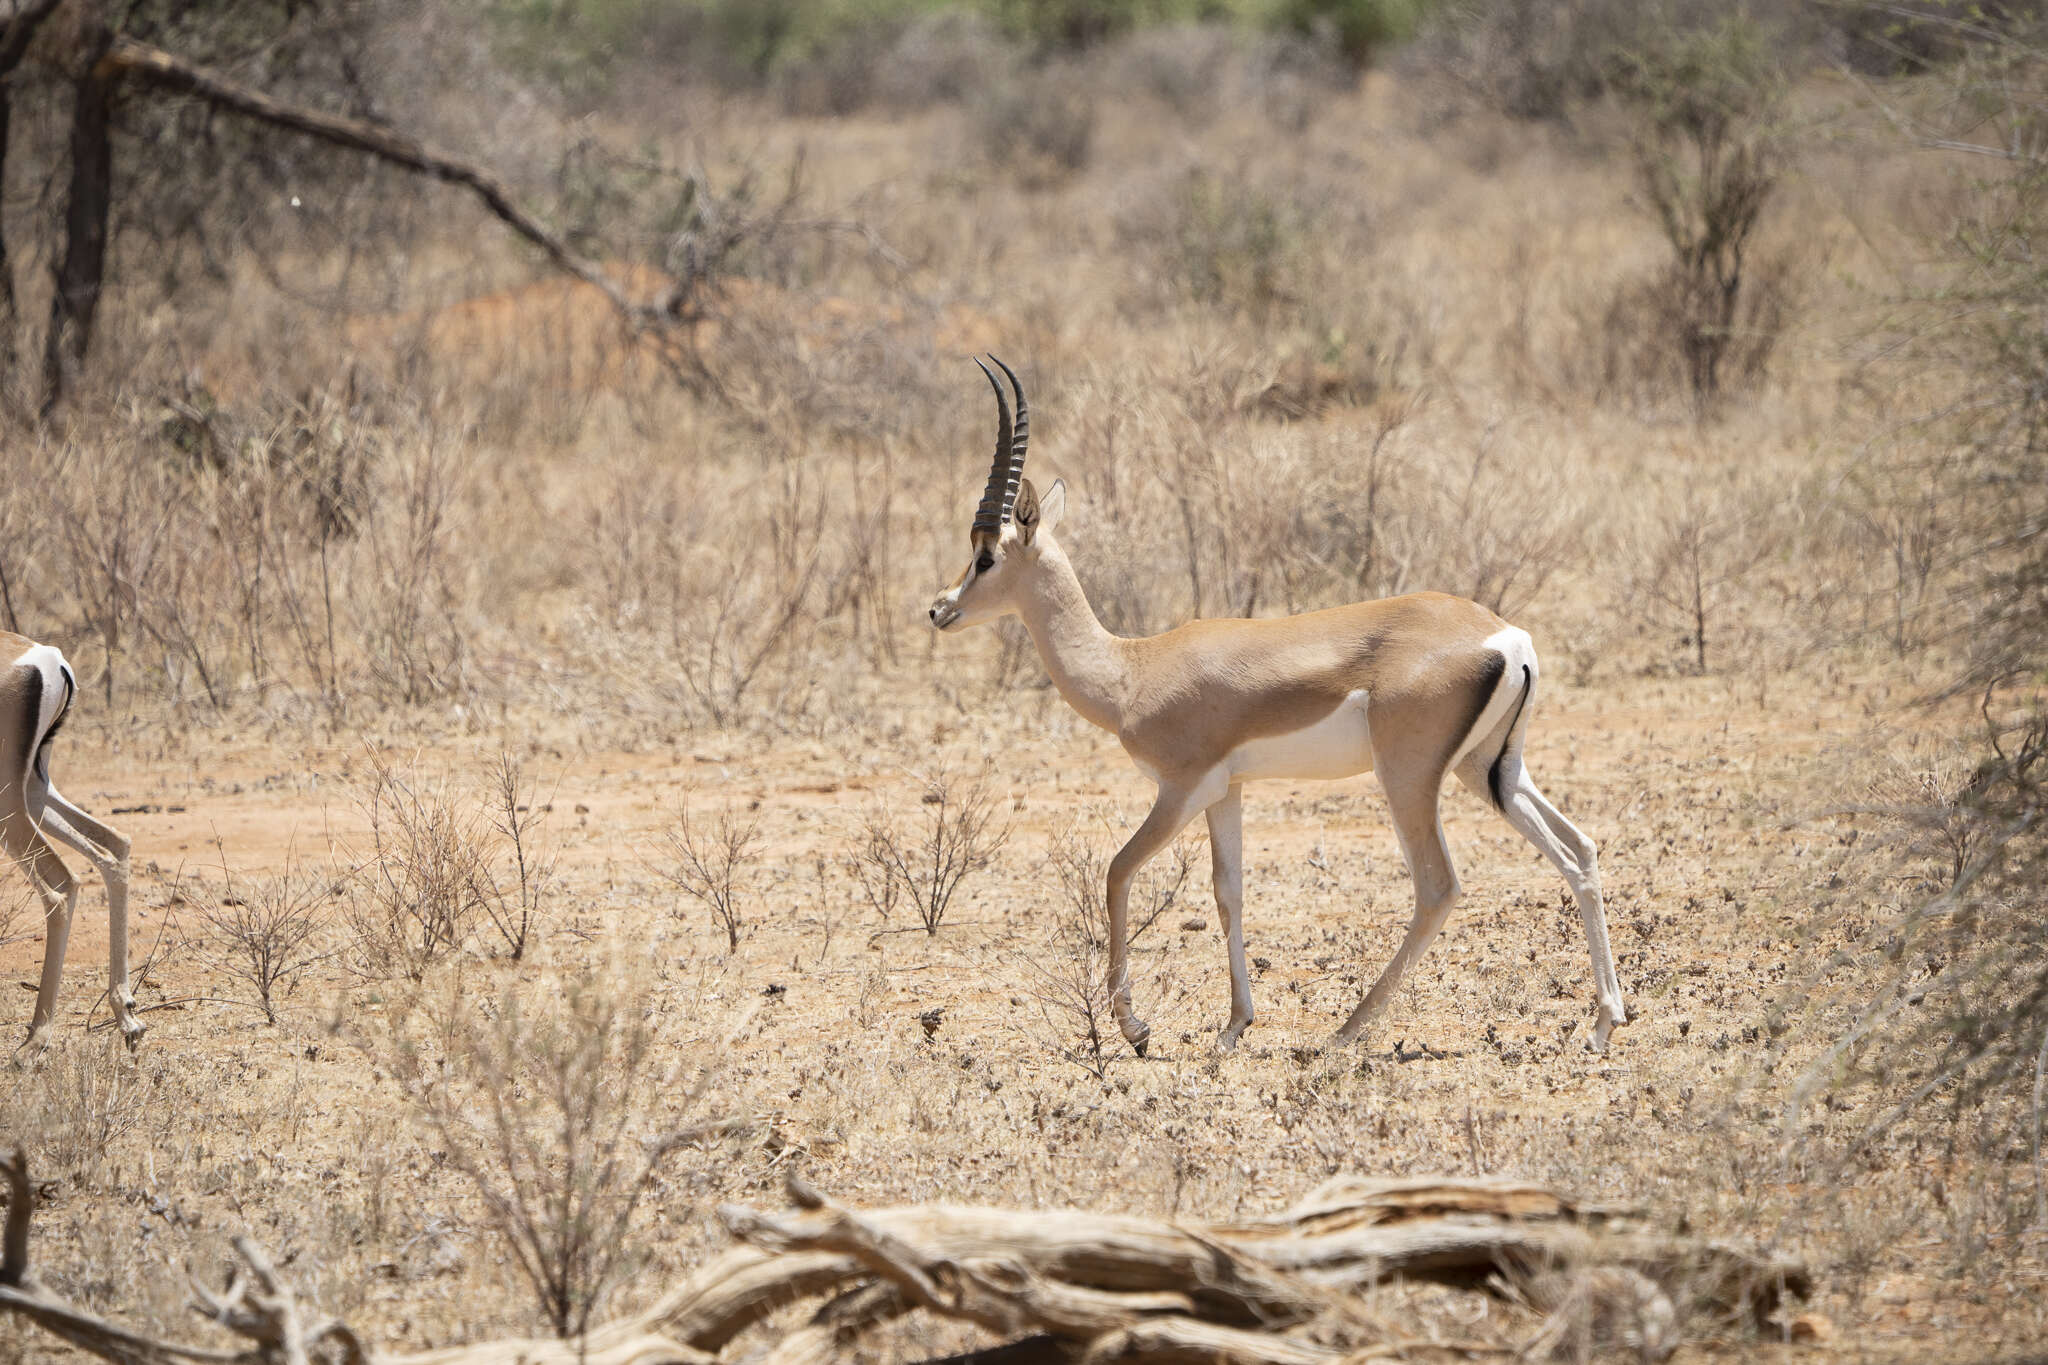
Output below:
[3,634,142,1048]
[929,358,1626,1055]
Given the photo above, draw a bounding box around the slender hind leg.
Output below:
[38,785,142,1046]
[1456,752,1627,1049]
[4,807,78,1049]
[1333,765,1462,1046]
[1206,785,1252,1049]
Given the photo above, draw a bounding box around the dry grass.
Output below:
[0,23,2038,1363]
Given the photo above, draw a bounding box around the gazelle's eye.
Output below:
[976,551,995,573]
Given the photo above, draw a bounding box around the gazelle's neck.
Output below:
[1014,537,1127,733]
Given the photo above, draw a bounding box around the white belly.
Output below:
[1225,689,1373,782]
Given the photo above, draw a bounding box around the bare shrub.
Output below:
[0,882,29,952]
[1049,813,1197,954]
[658,794,764,952]
[1413,0,1655,122]
[1012,814,1198,1076]
[973,72,1097,185]
[872,10,1005,111]
[673,544,823,729]
[342,752,562,974]
[1839,455,1954,657]
[4,1038,154,1186]
[1614,16,1790,414]
[353,429,471,706]
[1118,23,1237,126]
[342,756,490,980]
[190,850,335,1025]
[1615,477,1769,675]
[383,969,731,1338]
[50,439,173,707]
[1594,240,1794,415]
[476,754,558,961]
[848,766,1010,935]
[1130,166,1319,322]
[1419,427,1585,616]
[1775,25,2048,1257]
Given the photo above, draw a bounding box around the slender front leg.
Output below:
[1206,785,1252,1050]
[40,788,142,1047]
[1108,773,1225,1056]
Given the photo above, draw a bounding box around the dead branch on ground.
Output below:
[0,1147,1807,1364]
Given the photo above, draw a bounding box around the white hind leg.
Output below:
[1457,753,1627,1049]
[37,783,142,1047]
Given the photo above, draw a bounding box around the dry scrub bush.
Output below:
[1834,450,1961,657]
[343,752,558,978]
[1613,16,1792,415]
[1765,16,2048,1278]
[1415,0,1663,122]
[0,403,479,714]
[1117,164,1327,324]
[5,1040,153,1183]
[477,753,559,961]
[848,765,1010,935]
[0,883,30,953]
[189,850,336,1025]
[1063,392,1583,634]
[1009,815,1200,1074]
[1612,474,1772,676]
[972,70,1097,184]
[344,758,491,979]
[659,793,764,951]
[381,968,731,1338]
[576,444,872,733]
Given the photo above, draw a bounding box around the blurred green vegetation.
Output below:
[487,0,1439,97]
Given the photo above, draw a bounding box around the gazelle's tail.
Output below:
[1485,663,1534,811]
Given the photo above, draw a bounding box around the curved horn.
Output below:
[970,356,1013,536]
[990,355,1029,521]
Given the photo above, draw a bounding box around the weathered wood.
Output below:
[721,1201,1331,1327]
[756,1282,905,1365]
[0,1150,1808,1365]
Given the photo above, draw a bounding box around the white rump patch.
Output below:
[13,644,72,764]
[1226,688,1373,782]
[1446,626,1539,772]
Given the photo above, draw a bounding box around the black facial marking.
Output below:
[976,551,995,573]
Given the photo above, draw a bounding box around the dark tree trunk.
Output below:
[0,0,66,402]
[41,32,115,416]
[0,85,16,390]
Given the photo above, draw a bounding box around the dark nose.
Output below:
[928,606,938,622]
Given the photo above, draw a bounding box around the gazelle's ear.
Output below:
[1013,477,1042,543]
[1037,478,1066,536]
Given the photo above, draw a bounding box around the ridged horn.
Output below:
[970,356,1013,536]
[990,355,1028,520]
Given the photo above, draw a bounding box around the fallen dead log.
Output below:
[0,1147,1808,1364]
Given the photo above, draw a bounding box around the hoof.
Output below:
[1122,1016,1152,1057]
[1589,1011,1626,1053]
